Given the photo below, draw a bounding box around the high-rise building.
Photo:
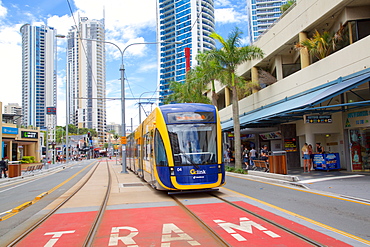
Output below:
[157,0,216,104]
[66,17,106,144]
[20,24,57,129]
[247,0,287,42]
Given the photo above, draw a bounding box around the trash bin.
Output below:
[8,163,21,178]
[268,151,287,175]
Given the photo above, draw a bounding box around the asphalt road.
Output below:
[224,173,370,242]
[0,159,97,243]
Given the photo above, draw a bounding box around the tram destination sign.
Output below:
[305,115,332,123]
[21,131,38,139]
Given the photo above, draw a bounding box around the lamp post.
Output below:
[107,41,181,174]
[56,34,181,173]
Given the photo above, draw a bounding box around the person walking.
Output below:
[0,157,8,178]
[301,143,310,172]
[242,147,249,169]
[249,146,257,168]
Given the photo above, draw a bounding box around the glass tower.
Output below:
[157,0,216,104]
[20,24,57,129]
[66,17,106,143]
[248,0,287,42]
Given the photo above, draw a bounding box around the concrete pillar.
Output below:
[225,87,231,107]
[275,55,283,80]
[251,66,259,93]
[299,32,310,69]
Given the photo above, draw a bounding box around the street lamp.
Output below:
[57,34,181,173]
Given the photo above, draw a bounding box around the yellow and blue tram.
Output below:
[127,103,225,191]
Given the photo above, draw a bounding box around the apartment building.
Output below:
[212,0,370,171]
[247,0,287,42]
[66,17,107,144]
[20,24,57,129]
[157,0,216,104]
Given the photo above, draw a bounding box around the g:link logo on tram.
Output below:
[190,169,206,175]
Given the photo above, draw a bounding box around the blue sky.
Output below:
[0,0,250,129]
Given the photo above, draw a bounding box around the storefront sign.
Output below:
[2,127,18,135]
[260,131,281,140]
[284,138,297,152]
[344,109,370,128]
[305,115,332,123]
[21,131,38,139]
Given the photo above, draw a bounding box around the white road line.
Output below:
[300,174,364,184]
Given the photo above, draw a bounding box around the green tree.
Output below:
[204,28,264,169]
[281,0,296,13]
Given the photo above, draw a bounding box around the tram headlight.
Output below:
[170,167,175,176]
[218,165,221,173]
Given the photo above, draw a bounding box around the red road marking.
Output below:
[16,211,97,247]
[94,206,221,246]
[234,201,352,247]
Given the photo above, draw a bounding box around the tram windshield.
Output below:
[168,123,217,166]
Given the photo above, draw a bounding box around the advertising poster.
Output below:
[284,138,297,152]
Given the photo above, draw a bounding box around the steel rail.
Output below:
[171,195,231,247]
[210,193,325,247]
[6,160,101,247]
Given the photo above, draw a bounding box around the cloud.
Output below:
[215,8,246,24]
[0,24,22,107]
[0,1,7,19]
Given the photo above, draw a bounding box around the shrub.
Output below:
[21,156,36,163]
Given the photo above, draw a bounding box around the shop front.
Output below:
[345,108,370,171]
[2,124,40,162]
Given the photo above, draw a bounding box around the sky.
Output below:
[0,0,250,130]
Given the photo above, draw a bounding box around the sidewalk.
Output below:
[229,163,370,202]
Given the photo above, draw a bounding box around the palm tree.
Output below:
[295,25,345,60]
[165,76,210,104]
[204,27,264,169]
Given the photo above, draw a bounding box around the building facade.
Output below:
[211,0,370,172]
[157,0,216,104]
[247,0,287,42]
[66,17,106,144]
[20,24,57,129]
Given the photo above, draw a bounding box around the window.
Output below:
[155,129,168,166]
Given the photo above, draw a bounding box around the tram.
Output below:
[127,103,225,191]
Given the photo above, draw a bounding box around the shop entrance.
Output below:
[349,128,370,171]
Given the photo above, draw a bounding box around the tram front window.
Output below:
[168,124,217,166]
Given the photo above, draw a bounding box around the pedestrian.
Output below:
[249,146,257,168]
[0,157,8,178]
[308,144,314,171]
[316,143,324,154]
[260,145,269,161]
[242,147,249,169]
[223,148,230,165]
[301,143,310,172]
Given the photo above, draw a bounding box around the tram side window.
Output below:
[154,129,168,166]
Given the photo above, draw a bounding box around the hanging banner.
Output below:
[260,131,281,140]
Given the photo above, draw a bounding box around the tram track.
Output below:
[208,192,325,247]
[171,191,326,246]
[6,159,112,247]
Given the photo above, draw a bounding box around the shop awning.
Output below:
[222,68,370,130]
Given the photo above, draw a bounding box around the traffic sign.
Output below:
[120,136,127,144]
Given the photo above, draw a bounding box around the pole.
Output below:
[120,63,127,173]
